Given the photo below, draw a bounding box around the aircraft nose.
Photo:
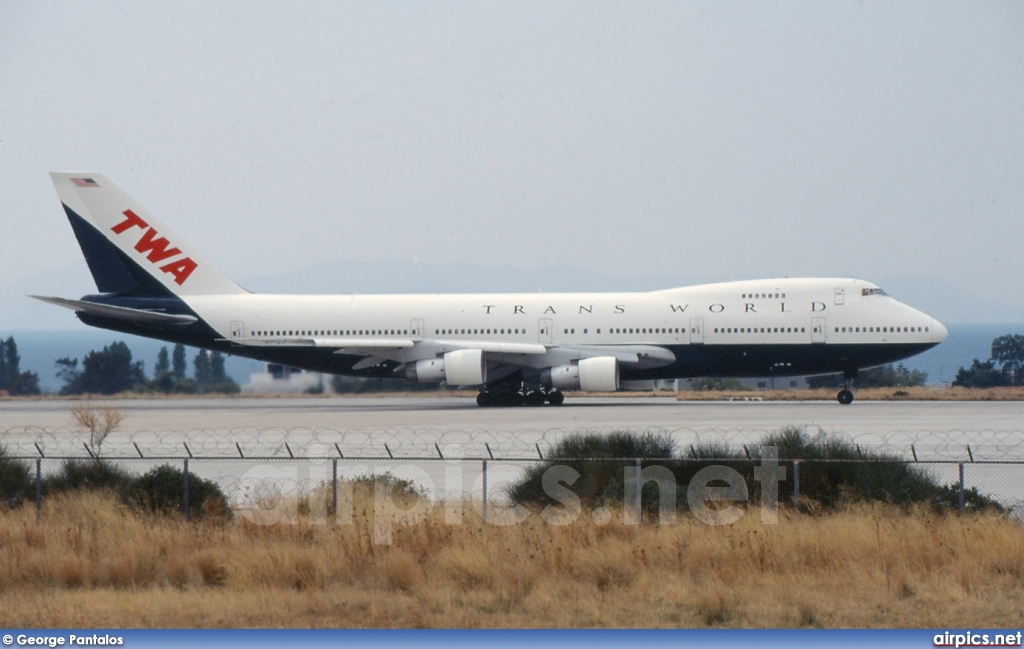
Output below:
[932,318,948,343]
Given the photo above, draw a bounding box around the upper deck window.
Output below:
[862,288,889,297]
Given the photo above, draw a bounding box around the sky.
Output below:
[2,1,1023,322]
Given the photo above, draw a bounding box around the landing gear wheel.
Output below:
[837,389,854,405]
[546,390,565,406]
[476,391,492,407]
[525,391,546,407]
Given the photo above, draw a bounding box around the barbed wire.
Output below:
[2,426,1024,461]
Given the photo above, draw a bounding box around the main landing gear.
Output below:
[836,371,856,405]
[475,389,564,407]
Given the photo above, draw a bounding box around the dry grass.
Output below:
[1,491,1023,628]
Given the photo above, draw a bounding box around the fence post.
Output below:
[792,460,800,510]
[183,457,190,523]
[35,458,42,521]
[481,459,488,525]
[635,458,642,522]
[958,462,965,514]
[332,458,338,522]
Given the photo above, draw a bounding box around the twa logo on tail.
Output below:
[110,209,198,286]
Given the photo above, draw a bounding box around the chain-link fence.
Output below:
[3,427,1024,526]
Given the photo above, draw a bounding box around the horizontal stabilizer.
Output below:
[30,295,198,325]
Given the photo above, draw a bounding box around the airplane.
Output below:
[33,172,948,406]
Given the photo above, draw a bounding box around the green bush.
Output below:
[40,460,231,521]
[44,459,134,493]
[120,465,231,521]
[507,428,1005,515]
[507,431,678,510]
[0,446,33,503]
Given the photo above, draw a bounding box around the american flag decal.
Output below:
[71,178,100,188]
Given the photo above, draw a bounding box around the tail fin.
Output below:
[50,172,247,296]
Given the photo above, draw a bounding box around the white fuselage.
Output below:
[187,277,945,380]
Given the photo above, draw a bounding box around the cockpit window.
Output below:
[862,288,889,297]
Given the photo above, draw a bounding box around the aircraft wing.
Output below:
[235,336,546,356]
[231,336,670,369]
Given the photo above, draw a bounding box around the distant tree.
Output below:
[172,344,187,380]
[991,334,1024,386]
[952,359,1009,389]
[149,370,177,393]
[5,370,40,396]
[56,341,145,395]
[210,351,227,382]
[191,349,239,394]
[55,357,81,392]
[193,350,212,387]
[0,336,40,396]
[154,347,170,376]
[148,346,176,393]
[0,338,11,387]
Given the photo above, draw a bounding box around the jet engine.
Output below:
[404,349,487,386]
[540,356,619,392]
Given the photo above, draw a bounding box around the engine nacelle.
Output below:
[405,358,446,383]
[540,356,619,392]
[404,349,487,386]
[443,349,487,386]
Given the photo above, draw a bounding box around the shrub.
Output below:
[507,428,1005,515]
[0,446,33,504]
[507,431,677,511]
[44,459,134,493]
[120,465,231,521]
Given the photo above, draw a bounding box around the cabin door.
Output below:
[689,317,704,344]
[538,318,553,344]
[811,317,826,344]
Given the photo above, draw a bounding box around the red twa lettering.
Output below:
[111,209,198,286]
[160,258,198,286]
[111,209,149,234]
[134,228,182,262]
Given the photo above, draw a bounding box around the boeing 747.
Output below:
[34,173,947,406]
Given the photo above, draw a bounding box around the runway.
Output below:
[3,396,1022,508]
[2,395,1022,436]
